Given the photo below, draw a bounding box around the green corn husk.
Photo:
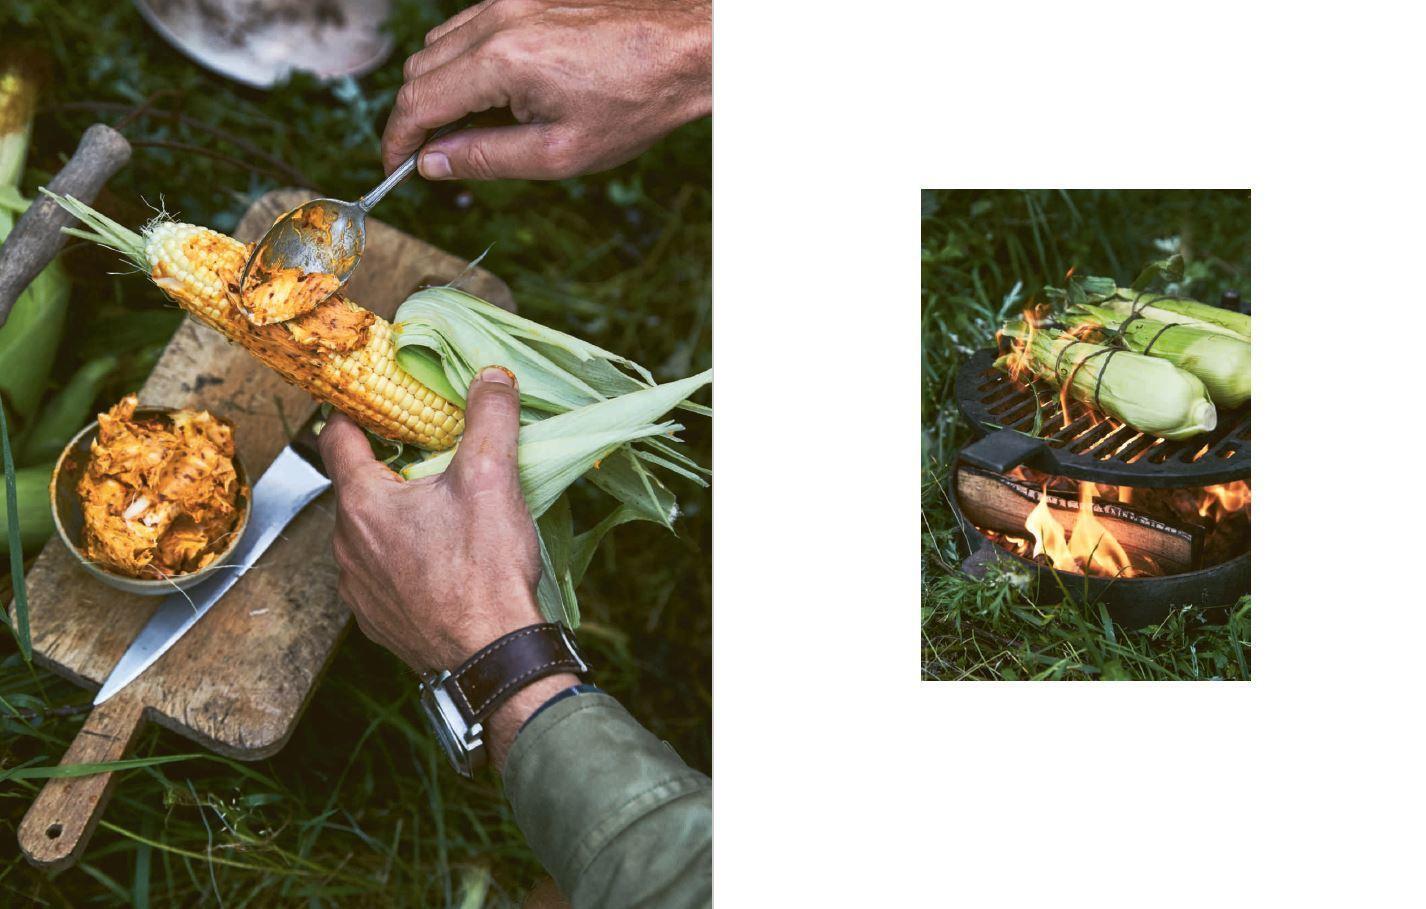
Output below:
[1100,290,1250,342]
[393,285,710,516]
[0,462,52,559]
[402,370,712,627]
[1066,303,1251,408]
[0,56,40,190]
[17,354,119,466]
[0,57,70,429]
[406,371,711,507]
[1054,261,1250,342]
[394,285,711,628]
[997,322,1216,440]
[395,286,657,412]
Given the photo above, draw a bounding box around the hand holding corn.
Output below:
[319,365,577,766]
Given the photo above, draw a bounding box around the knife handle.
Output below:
[18,690,147,870]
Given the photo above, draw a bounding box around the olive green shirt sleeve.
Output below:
[502,691,712,908]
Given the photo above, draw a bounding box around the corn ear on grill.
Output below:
[44,190,465,451]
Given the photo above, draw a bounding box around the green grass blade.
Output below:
[0,753,210,782]
[2,401,31,662]
[133,817,153,909]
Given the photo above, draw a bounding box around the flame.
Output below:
[1025,486,1078,573]
[985,529,1033,558]
[983,473,1250,580]
[1198,481,1251,519]
[1022,482,1135,578]
[1068,482,1135,578]
[1006,307,1040,385]
[1056,327,1099,430]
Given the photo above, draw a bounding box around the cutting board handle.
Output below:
[17,691,146,870]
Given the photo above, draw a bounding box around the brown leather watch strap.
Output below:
[445,623,588,726]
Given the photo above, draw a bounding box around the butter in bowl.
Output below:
[51,396,250,595]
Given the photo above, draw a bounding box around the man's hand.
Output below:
[382,0,711,181]
[320,365,541,671]
[321,367,577,766]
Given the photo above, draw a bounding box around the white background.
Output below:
[713,1,1423,905]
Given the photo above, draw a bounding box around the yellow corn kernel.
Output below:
[144,222,464,450]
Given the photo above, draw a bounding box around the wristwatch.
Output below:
[419,622,590,778]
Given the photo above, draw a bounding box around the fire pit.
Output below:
[950,348,1250,628]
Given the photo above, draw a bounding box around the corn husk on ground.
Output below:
[998,320,1217,440]
[1064,302,1251,408]
[44,192,712,626]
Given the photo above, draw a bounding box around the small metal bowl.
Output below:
[50,406,251,596]
[130,0,394,90]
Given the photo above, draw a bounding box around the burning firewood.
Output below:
[956,466,1204,576]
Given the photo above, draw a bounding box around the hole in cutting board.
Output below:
[46,823,63,839]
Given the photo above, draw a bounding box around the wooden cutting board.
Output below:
[13,187,512,869]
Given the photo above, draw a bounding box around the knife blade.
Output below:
[93,426,331,706]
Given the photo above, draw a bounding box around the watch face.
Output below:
[420,685,468,776]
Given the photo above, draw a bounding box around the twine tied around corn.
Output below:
[1050,339,1125,412]
[1047,290,1195,406]
[1113,290,1195,356]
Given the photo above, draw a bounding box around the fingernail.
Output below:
[420,152,451,179]
[479,365,515,386]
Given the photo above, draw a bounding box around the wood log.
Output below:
[0,124,132,326]
[955,465,1203,573]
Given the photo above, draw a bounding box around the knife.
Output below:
[93,414,332,705]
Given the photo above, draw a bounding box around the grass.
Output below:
[0,1,709,904]
[921,189,1251,682]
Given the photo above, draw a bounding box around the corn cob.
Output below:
[44,192,465,450]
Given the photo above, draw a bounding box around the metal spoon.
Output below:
[239,124,457,307]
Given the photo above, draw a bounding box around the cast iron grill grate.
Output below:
[953,348,1250,487]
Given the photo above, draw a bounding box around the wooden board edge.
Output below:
[145,620,354,760]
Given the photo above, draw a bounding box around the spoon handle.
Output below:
[358,123,464,212]
[358,154,417,211]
